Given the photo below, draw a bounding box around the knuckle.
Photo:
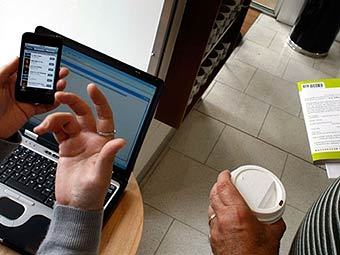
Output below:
[65,112,75,120]
[210,233,218,244]
[219,206,252,228]
[216,181,226,194]
[209,184,217,199]
[209,229,220,244]
[232,206,251,221]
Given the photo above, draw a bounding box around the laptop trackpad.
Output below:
[0,197,25,220]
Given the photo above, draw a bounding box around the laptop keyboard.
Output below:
[0,145,117,208]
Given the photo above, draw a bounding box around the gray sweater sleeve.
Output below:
[0,134,103,254]
[0,132,21,161]
[37,204,103,255]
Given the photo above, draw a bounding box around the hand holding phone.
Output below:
[0,32,68,139]
[15,32,62,104]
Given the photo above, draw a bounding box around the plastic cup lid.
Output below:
[231,165,286,224]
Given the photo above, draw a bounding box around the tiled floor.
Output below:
[137,14,340,255]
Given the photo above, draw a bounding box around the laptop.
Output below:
[0,26,163,254]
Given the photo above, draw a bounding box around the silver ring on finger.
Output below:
[208,213,216,227]
[97,130,116,139]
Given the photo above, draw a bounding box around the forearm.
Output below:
[0,132,21,161]
[37,203,103,255]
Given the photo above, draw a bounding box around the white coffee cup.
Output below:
[231,165,286,224]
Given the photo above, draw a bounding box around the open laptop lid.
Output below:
[26,26,163,181]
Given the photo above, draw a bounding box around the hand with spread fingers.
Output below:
[0,57,69,139]
[34,84,126,210]
[208,170,286,255]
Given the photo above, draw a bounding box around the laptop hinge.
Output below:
[24,129,38,140]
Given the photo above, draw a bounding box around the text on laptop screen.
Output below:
[33,46,157,170]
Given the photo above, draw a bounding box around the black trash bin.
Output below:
[288,0,340,57]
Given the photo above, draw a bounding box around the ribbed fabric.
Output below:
[289,177,340,255]
[0,132,21,161]
[37,203,103,255]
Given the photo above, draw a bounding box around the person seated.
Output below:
[0,58,125,254]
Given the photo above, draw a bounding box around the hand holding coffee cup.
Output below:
[208,170,286,255]
[231,165,286,224]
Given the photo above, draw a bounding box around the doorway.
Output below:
[250,0,283,17]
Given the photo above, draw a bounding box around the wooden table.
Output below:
[0,176,144,255]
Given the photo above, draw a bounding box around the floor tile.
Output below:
[313,42,340,77]
[298,109,304,120]
[314,57,340,77]
[170,110,225,163]
[281,155,333,212]
[269,33,315,67]
[134,121,174,177]
[246,69,300,116]
[215,58,257,92]
[235,40,289,77]
[142,149,218,235]
[194,81,216,110]
[137,204,174,255]
[206,125,287,177]
[256,14,291,36]
[259,107,311,162]
[139,147,170,190]
[198,82,270,136]
[283,59,330,83]
[279,205,305,255]
[155,221,212,255]
[328,41,340,56]
[244,23,277,48]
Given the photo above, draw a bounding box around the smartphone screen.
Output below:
[20,43,59,91]
[15,33,62,104]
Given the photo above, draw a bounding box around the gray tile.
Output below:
[298,109,304,120]
[256,14,291,36]
[142,149,218,235]
[207,125,287,177]
[235,40,289,77]
[279,205,305,255]
[134,121,174,178]
[329,41,340,57]
[170,110,225,163]
[313,42,340,77]
[244,23,277,48]
[314,58,340,77]
[139,147,170,190]
[137,204,173,255]
[283,59,330,83]
[215,59,257,92]
[155,221,212,255]
[259,107,311,162]
[281,155,333,212]
[194,82,216,109]
[269,33,315,67]
[198,82,270,136]
[246,69,301,116]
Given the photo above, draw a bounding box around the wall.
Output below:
[0,0,165,71]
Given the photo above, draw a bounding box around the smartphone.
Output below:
[15,32,62,104]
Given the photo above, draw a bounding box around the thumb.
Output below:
[98,138,126,168]
[0,57,19,84]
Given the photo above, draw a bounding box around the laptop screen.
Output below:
[32,45,157,170]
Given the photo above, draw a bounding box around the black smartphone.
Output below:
[15,32,62,104]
